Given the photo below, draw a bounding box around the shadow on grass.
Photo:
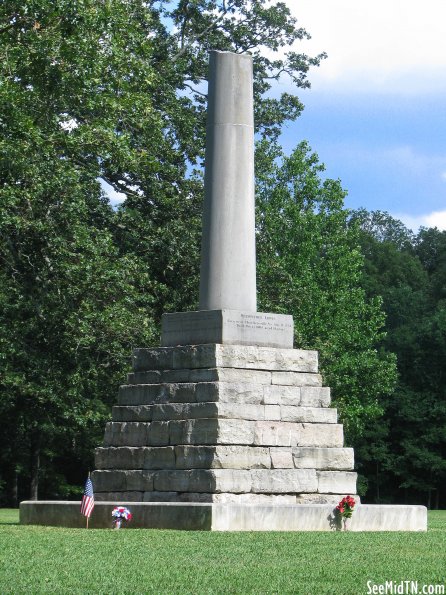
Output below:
[0,508,20,525]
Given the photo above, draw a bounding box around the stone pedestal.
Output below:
[161,311,293,348]
[92,344,359,504]
[19,343,428,530]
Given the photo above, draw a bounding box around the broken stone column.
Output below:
[199,50,256,312]
[160,50,292,349]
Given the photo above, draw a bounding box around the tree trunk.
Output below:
[427,489,431,510]
[376,462,380,503]
[30,442,40,501]
[12,469,18,508]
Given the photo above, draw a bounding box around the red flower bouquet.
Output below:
[336,495,356,519]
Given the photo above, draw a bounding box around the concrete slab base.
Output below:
[20,501,427,531]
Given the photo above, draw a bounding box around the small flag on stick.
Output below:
[81,474,94,525]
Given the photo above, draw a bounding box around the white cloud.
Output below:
[285,0,446,94]
[396,210,446,232]
[99,178,126,206]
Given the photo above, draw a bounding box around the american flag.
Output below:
[80,476,94,518]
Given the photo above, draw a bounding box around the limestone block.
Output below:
[169,419,219,445]
[161,310,293,349]
[151,402,202,421]
[169,419,255,445]
[215,403,267,420]
[211,345,318,372]
[103,422,149,447]
[263,385,302,406]
[143,491,179,502]
[147,421,170,446]
[317,471,357,494]
[112,405,153,422]
[128,370,162,384]
[264,405,281,420]
[95,492,143,502]
[153,469,252,493]
[194,382,221,402]
[132,345,318,373]
[294,493,358,505]
[175,446,215,469]
[270,449,294,469]
[196,382,265,404]
[251,469,317,493]
[253,422,344,448]
[300,387,331,407]
[253,421,300,446]
[92,470,154,492]
[133,348,174,371]
[95,447,145,470]
[178,493,296,505]
[292,447,354,470]
[271,372,322,387]
[280,406,337,424]
[143,447,176,469]
[118,383,198,406]
[299,424,344,448]
[128,368,272,385]
[150,402,267,422]
[175,445,271,470]
[192,368,272,384]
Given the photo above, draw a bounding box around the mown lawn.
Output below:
[0,509,444,594]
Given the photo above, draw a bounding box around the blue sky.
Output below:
[281,0,446,231]
[106,1,446,231]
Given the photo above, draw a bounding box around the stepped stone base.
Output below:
[20,501,427,531]
[93,343,357,503]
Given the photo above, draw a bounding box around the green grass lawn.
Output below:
[0,509,445,594]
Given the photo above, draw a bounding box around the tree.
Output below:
[256,143,397,439]
[1,0,325,501]
[352,211,446,507]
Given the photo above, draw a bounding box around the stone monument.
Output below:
[20,51,427,531]
[91,50,356,508]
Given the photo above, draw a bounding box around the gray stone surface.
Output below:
[251,469,317,493]
[279,406,337,423]
[210,503,427,532]
[153,469,253,493]
[294,493,358,505]
[95,446,146,470]
[292,447,354,470]
[199,51,256,312]
[118,383,198,405]
[271,371,322,387]
[104,422,149,447]
[161,310,293,349]
[270,448,294,469]
[177,493,297,505]
[300,387,331,407]
[133,345,317,373]
[317,471,358,494]
[20,501,428,531]
[117,382,333,408]
[253,422,344,447]
[198,382,264,404]
[128,366,273,386]
[175,445,271,470]
[91,470,154,492]
[111,402,337,423]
